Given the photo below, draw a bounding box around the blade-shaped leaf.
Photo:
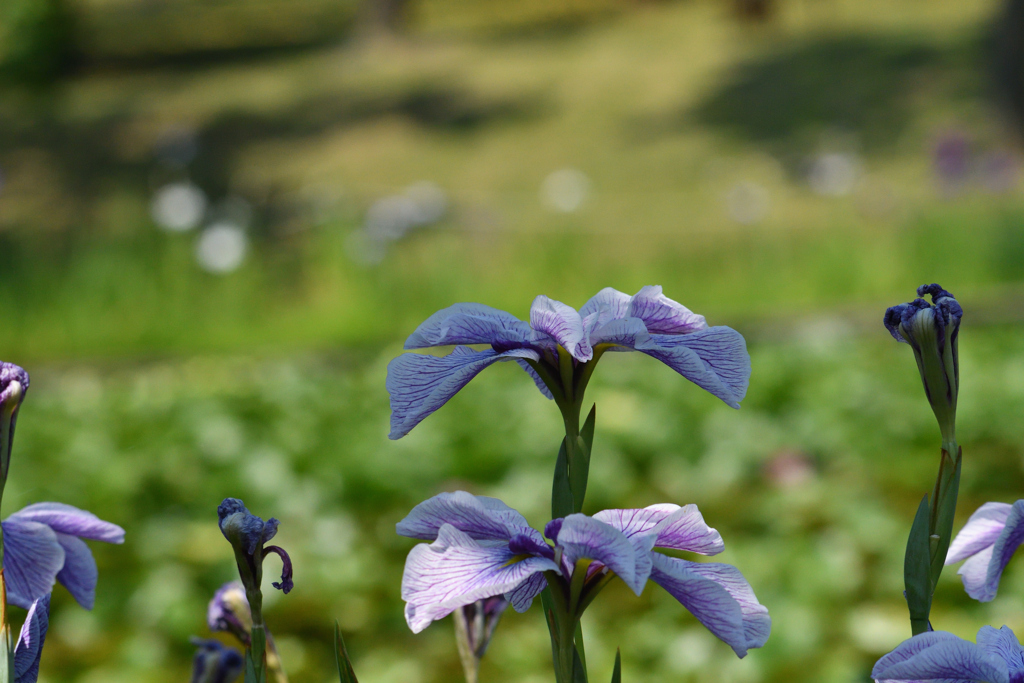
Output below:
[570,405,596,514]
[610,649,621,683]
[334,621,359,683]
[552,439,574,519]
[572,645,588,683]
[929,449,962,588]
[574,621,587,673]
[904,495,932,634]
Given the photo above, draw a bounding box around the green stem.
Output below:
[246,587,268,683]
[543,573,580,683]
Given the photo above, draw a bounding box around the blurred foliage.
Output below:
[11,325,1024,683]
[0,0,74,83]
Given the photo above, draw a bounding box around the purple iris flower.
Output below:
[872,625,1024,683]
[945,500,1024,602]
[191,637,244,683]
[397,491,770,657]
[13,595,50,683]
[208,581,253,645]
[387,286,751,439]
[2,503,124,610]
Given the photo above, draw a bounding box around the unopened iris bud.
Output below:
[217,498,293,597]
[453,597,509,683]
[190,638,244,683]
[884,284,962,450]
[208,582,253,646]
[0,362,29,484]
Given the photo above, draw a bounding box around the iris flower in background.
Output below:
[397,491,770,657]
[387,286,750,439]
[2,503,124,609]
[13,595,50,683]
[206,580,289,682]
[190,638,244,683]
[209,581,254,645]
[945,500,1024,602]
[873,626,1024,683]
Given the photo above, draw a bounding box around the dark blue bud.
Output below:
[884,284,962,449]
[190,638,244,683]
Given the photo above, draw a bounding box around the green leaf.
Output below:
[929,450,961,589]
[904,494,932,634]
[572,645,588,683]
[610,649,621,683]
[334,621,360,683]
[551,438,574,519]
[574,621,587,674]
[541,588,561,676]
[570,404,596,514]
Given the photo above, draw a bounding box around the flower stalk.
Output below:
[885,284,964,635]
[218,499,293,683]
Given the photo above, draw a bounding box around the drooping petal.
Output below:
[2,518,65,609]
[649,554,770,658]
[594,504,724,556]
[529,296,592,362]
[556,514,641,594]
[871,630,1009,683]
[396,491,542,544]
[52,533,97,610]
[506,572,547,613]
[401,525,558,633]
[958,546,995,602]
[14,594,49,683]
[977,626,1024,676]
[872,631,981,682]
[516,359,554,399]
[959,500,1024,602]
[8,503,125,544]
[634,327,751,408]
[263,545,293,594]
[579,288,632,329]
[404,303,535,350]
[626,286,708,335]
[947,502,1013,564]
[387,346,540,439]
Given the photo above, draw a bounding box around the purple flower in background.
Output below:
[397,491,770,657]
[872,626,1024,683]
[454,597,509,683]
[208,581,253,645]
[2,503,124,610]
[945,500,1024,602]
[13,595,50,683]
[387,286,751,438]
[456,596,508,659]
[190,637,244,683]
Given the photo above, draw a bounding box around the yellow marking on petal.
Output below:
[502,554,532,568]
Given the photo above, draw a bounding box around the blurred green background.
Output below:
[2,0,1024,680]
